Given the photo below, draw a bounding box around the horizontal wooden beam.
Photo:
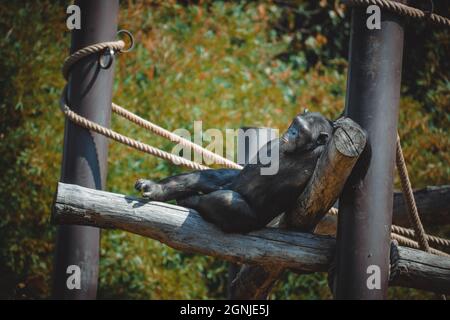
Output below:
[314,185,450,236]
[393,185,450,227]
[53,182,333,272]
[391,246,450,294]
[53,182,450,294]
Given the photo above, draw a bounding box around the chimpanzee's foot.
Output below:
[135,179,166,201]
[135,179,156,192]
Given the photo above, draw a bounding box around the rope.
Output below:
[62,40,450,258]
[63,40,126,80]
[61,40,242,170]
[344,0,450,27]
[395,133,447,309]
[396,134,431,252]
[111,103,242,169]
[327,208,450,251]
[61,87,209,171]
[390,233,449,257]
[391,225,450,250]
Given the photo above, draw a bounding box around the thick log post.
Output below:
[52,183,450,294]
[282,118,366,230]
[335,4,405,299]
[229,118,366,299]
[52,0,119,299]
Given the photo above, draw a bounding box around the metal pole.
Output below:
[334,4,405,299]
[227,127,277,298]
[52,0,119,299]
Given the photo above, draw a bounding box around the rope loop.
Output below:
[98,46,115,69]
[62,30,134,79]
[117,29,135,53]
[62,40,126,80]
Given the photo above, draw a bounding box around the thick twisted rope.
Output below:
[391,225,450,250]
[63,40,126,80]
[344,0,450,27]
[396,134,431,253]
[111,103,242,169]
[390,233,449,257]
[60,87,209,171]
[61,40,242,170]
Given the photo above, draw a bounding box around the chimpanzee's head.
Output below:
[281,111,333,153]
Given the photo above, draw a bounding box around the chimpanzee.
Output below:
[135,112,334,233]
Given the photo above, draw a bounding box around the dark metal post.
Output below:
[227,127,277,298]
[52,0,119,299]
[334,5,405,299]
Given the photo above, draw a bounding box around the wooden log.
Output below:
[231,190,450,298]
[230,265,284,300]
[230,117,367,299]
[53,182,334,271]
[393,185,450,227]
[282,117,366,230]
[52,182,450,294]
[314,211,338,235]
[391,246,450,294]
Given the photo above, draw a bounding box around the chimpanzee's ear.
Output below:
[317,132,329,145]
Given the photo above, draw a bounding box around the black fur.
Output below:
[135,112,333,233]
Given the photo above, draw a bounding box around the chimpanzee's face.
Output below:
[281,112,333,153]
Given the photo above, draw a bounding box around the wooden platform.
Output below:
[53,182,450,294]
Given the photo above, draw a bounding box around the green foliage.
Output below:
[0,0,448,299]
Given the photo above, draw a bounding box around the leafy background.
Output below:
[0,0,448,299]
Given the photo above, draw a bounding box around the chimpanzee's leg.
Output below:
[135,169,240,201]
[178,190,261,233]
